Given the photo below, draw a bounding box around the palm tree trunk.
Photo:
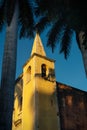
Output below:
[78,31,87,77]
[0,2,18,130]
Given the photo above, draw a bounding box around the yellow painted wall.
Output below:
[12,33,60,130]
[22,54,60,130]
[22,80,35,130]
[35,77,59,130]
[22,56,36,130]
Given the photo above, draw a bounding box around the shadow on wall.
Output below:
[29,90,59,130]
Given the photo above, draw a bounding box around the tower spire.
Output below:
[31,32,46,56]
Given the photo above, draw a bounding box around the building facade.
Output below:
[57,82,87,130]
[12,33,87,130]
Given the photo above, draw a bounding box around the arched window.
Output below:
[41,64,46,77]
[26,66,31,83]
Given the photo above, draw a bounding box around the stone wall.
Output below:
[56,82,87,130]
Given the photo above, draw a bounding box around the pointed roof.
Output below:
[31,33,46,56]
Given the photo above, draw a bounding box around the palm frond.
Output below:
[0,0,4,7]
[0,0,5,31]
[19,25,34,38]
[4,0,16,26]
[60,26,73,59]
[47,19,65,52]
[34,16,50,34]
[35,0,64,20]
[19,0,34,38]
[35,0,51,16]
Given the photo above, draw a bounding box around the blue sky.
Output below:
[0,29,87,91]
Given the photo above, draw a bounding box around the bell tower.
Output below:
[22,33,60,130]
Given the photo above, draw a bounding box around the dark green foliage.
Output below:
[35,0,87,58]
[0,0,34,38]
[60,26,73,59]
[19,0,34,38]
[4,0,16,26]
[0,1,4,31]
[35,16,50,33]
[47,19,65,52]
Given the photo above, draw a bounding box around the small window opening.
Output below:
[41,64,46,77]
[49,68,55,78]
[26,66,31,83]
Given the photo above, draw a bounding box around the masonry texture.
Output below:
[56,82,87,130]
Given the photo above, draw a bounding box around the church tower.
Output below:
[22,33,60,130]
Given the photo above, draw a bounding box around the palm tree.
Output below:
[35,0,87,76]
[0,0,34,130]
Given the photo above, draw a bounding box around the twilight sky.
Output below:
[0,29,87,91]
